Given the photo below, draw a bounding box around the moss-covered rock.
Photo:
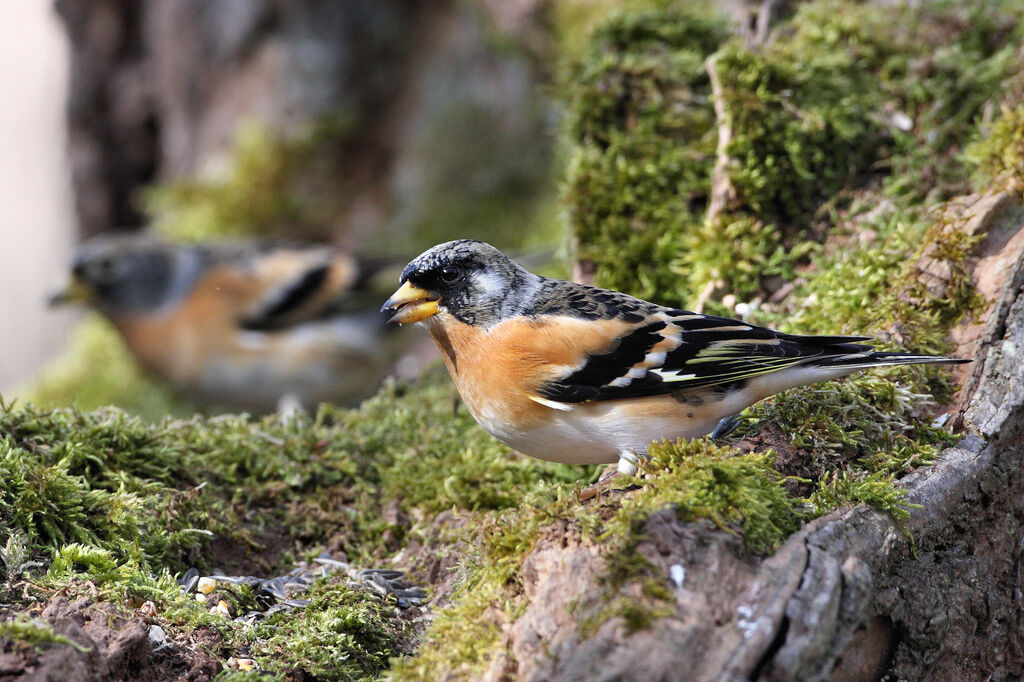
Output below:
[968,102,1024,192]
[562,7,727,303]
[564,0,1024,307]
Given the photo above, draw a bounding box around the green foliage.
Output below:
[967,103,1024,192]
[143,117,356,243]
[766,202,985,367]
[562,6,728,304]
[390,483,590,680]
[749,374,947,464]
[810,470,916,520]
[141,102,559,256]
[1,364,589,680]
[710,39,880,223]
[4,364,586,582]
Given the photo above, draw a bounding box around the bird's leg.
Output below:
[276,392,304,417]
[578,449,645,502]
[617,449,641,476]
[711,414,743,440]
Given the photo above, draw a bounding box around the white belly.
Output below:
[469,364,860,465]
[473,395,729,465]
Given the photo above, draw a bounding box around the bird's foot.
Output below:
[710,414,743,440]
[577,451,645,502]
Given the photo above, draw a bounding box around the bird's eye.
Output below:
[440,265,461,283]
[90,258,116,280]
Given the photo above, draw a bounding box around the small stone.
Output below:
[182,574,200,595]
[179,568,199,593]
[139,600,158,617]
[197,577,217,594]
[228,657,258,671]
[147,624,166,645]
[195,593,208,603]
[212,600,232,617]
[669,564,686,589]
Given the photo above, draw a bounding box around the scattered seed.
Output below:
[228,657,258,671]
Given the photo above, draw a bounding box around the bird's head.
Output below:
[49,235,199,317]
[381,240,532,327]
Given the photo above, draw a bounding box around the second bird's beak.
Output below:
[381,281,440,324]
[48,277,94,307]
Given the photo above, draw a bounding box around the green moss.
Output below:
[618,440,803,553]
[390,483,590,680]
[0,363,593,679]
[0,617,91,653]
[967,103,1024,192]
[251,580,411,680]
[561,7,728,304]
[712,41,881,223]
[564,0,1024,306]
[809,469,916,520]
[4,363,586,578]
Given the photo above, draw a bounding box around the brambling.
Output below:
[382,240,968,475]
[51,234,413,413]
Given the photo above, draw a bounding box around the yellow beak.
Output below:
[48,277,94,307]
[381,281,440,324]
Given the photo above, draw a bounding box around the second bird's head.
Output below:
[49,236,198,318]
[381,240,531,327]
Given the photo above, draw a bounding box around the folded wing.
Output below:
[535,309,874,404]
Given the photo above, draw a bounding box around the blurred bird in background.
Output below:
[50,233,423,413]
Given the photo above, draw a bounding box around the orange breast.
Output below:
[109,265,255,386]
[425,313,632,429]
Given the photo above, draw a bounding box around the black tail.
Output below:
[812,351,970,370]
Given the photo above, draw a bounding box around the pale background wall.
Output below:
[0,1,78,391]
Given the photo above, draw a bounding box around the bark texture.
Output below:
[55,0,550,242]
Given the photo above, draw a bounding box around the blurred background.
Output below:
[2,0,610,419]
[8,0,1017,420]
[0,2,76,394]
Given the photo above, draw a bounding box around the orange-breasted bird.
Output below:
[51,234,414,412]
[382,240,967,475]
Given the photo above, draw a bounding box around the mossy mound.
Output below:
[1,367,587,678]
[564,0,1024,307]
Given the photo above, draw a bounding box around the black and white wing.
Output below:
[534,308,878,404]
